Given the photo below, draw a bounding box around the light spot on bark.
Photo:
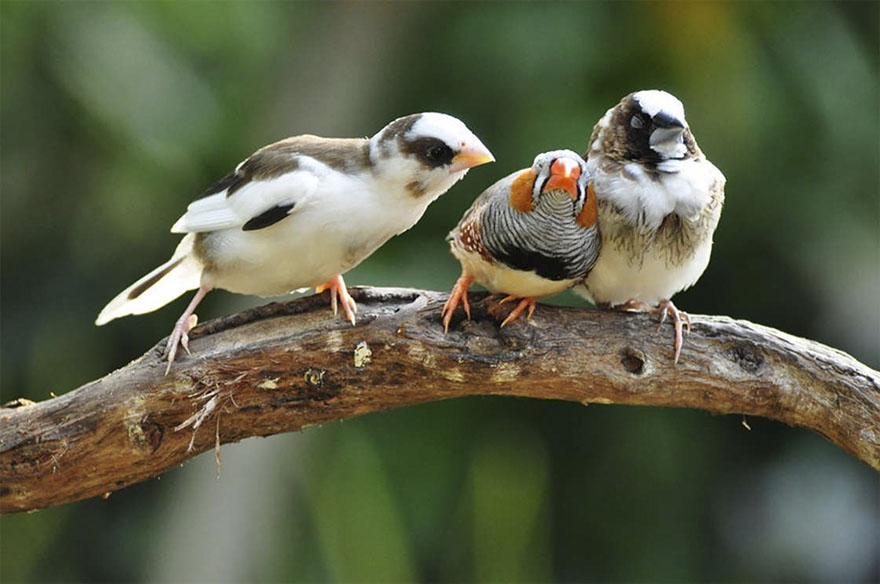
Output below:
[354,341,373,369]
[407,344,437,368]
[587,397,614,404]
[443,368,465,382]
[326,330,344,352]
[124,395,150,455]
[258,378,279,390]
[490,362,521,382]
[859,426,880,446]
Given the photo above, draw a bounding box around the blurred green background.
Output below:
[2,1,878,582]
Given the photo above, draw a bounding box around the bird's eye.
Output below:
[409,138,455,168]
[630,114,646,129]
[427,144,453,161]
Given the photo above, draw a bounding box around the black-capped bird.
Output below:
[573,90,725,363]
[96,112,494,371]
[443,150,600,331]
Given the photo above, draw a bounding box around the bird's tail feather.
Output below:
[95,235,201,325]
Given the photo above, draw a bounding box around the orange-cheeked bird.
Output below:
[442,150,601,331]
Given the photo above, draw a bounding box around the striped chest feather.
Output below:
[480,190,599,281]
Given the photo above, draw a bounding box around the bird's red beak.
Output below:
[449,141,495,173]
[543,157,581,200]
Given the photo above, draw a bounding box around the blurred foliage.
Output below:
[1,1,878,582]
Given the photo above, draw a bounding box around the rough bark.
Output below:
[2,287,878,513]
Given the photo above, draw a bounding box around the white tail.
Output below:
[95,234,202,325]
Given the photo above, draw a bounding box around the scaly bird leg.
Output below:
[499,296,537,327]
[441,274,474,333]
[612,298,690,364]
[165,285,210,375]
[649,299,691,365]
[315,274,357,325]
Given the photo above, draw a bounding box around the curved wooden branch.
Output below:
[2,287,878,513]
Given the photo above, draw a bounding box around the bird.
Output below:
[96,112,494,372]
[572,90,726,363]
[442,149,601,332]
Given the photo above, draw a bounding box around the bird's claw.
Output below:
[162,286,210,375]
[165,313,199,375]
[652,299,690,364]
[442,274,474,334]
[180,314,198,355]
[317,275,357,325]
[499,297,536,327]
[179,331,190,355]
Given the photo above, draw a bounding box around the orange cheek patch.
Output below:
[509,169,536,213]
[576,181,599,228]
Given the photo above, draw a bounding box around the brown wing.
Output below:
[198,136,371,201]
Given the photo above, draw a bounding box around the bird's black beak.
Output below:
[649,111,686,152]
[652,111,685,129]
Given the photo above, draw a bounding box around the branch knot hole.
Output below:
[730,343,764,374]
[620,348,646,375]
[128,420,163,455]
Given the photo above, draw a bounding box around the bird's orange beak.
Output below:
[543,157,581,200]
[449,141,495,173]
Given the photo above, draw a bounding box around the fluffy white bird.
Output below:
[573,90,725,363]
[96,112,494,371]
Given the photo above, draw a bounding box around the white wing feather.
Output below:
[95,234,201,325]
[171,170,321,233]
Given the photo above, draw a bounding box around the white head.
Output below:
[592,90,697,164]
[632,90,686,123]
[369,112,494,200]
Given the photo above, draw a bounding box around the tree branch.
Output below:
[2,287,878,513]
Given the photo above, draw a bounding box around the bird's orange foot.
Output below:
[649,299,691,364]
[499,295,537,327]
[442,274,474,333]
[316,275,357,325]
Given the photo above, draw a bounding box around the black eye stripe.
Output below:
[401,137,455,168]
[538,174,550,193]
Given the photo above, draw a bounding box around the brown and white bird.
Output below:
[442,150,600,331]
[96,112,494,371]
[573,90,725,363]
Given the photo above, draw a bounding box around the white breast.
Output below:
[579,156,723,306]
[581,235,713,305]
[587,157,717,230]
